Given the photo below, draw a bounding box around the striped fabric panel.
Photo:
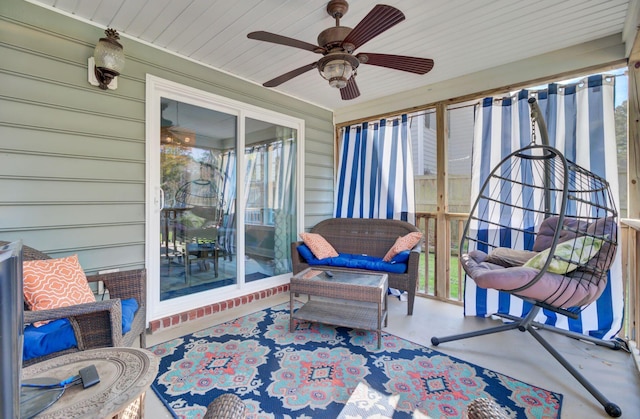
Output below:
[335,115,416,222]
[464,75,623,340]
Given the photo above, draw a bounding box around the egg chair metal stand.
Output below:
[430,98,624,417]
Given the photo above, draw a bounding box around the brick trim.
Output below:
[148,284,290,334]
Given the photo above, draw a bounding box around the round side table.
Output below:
[21,347,159,419]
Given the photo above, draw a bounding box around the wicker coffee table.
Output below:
[290,268,388,348]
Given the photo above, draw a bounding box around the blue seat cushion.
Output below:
[297,244,408,274]
[23,318,76,362]
[23,298,139,362]
[121,298,139,334]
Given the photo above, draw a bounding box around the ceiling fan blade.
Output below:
[340,77,360,100]
[247,31,324,53]
[357,53,434,74]
[342,5,405,50]
[263,62,317,87]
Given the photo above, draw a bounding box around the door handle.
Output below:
[159,188,165,211]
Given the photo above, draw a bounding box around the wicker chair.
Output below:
[3,241,147,367]
[465,398,510,419]
[203,394,246,419]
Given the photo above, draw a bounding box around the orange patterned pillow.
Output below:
[299,232,339,259]
[23,255,95,318]
[383,232,423,262]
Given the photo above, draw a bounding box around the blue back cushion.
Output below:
[297,243,318,262]
[23,298,139,362]
[297,244,408,274]
[390,250,411,263]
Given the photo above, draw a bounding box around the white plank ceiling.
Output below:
[30,0,638,111]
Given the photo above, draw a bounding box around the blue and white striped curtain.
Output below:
[465,75,623,340]
[335,114,416,222]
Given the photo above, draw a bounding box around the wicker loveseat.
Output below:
[291,218,421,315]
[1,241,147,366]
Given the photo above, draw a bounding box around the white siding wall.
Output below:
[448,107,474,176]
[410,112,436,176]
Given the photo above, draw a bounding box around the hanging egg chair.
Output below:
[431,98,623,417]
[175,163,226,224]
[459,143,618,316]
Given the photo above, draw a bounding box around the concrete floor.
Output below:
[144,293,640,418]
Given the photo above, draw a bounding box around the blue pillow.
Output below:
[23,298,139,362]
[297,244,317,262]
[390,250,411,264]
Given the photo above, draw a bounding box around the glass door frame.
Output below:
[145,75,305,323]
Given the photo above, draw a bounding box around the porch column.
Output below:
[628,29,640,218]
[435,103,449,298]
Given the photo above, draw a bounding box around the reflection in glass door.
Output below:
[243,118,297,280]
[159,98,237,301]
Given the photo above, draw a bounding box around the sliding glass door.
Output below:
[159,98,237,300]
[243,118,298,280]
[146,76,303,321]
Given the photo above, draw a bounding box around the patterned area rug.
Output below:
[149,303,562,418]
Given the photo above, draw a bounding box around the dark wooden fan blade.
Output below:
[342,5,405,50]
[340,77,360,100]
[263,62,317,87]
[357,53,434,74]
[247,31,324,53]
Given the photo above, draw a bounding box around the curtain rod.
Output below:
[336,61,626,129]
[404,73,627,122]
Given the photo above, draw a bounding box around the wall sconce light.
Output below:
[88,28,125,90]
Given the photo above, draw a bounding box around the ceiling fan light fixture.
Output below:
[322,60,352,88]
[329,77,348,89]
[161,126,196,146]
[318,54,359,89]
[160,101,196,146]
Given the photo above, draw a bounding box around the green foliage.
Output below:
[418,252,461,299]
[161,146,192,203]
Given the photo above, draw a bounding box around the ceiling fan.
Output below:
[247,0,434,100]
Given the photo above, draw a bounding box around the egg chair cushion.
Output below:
[462,250,606,308]
[462,217,617,309]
